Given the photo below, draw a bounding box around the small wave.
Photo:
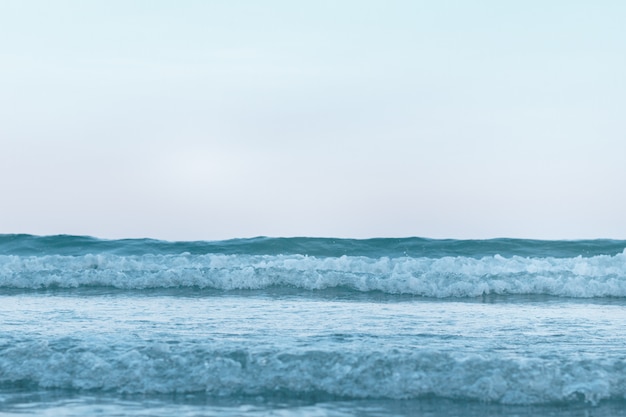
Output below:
[2,234,625,258]
[1,252,625,297]
[1,339,624,405]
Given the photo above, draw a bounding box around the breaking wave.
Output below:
[1,337,624,405]
[1,250,625,297]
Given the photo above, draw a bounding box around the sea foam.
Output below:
[1,251,625,297]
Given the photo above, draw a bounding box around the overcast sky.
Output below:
[1,1,625,241]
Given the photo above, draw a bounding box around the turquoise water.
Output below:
[1,235,626,416]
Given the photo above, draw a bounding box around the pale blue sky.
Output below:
[1,1,625,240]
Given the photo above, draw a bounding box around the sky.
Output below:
[1,0,625,241]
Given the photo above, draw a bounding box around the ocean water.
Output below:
[1,235,626,416]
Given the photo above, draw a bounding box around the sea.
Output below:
[1,235,625,417]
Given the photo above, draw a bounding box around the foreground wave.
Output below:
[0,235,625,297]
[1,338,623,405]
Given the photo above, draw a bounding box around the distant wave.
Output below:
[2,234,625,258]
[1,251,625,297]
[1,337,624,405]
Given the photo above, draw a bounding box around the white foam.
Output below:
[1,252,625,297]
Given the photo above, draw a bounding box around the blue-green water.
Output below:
[1,235,626,416]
